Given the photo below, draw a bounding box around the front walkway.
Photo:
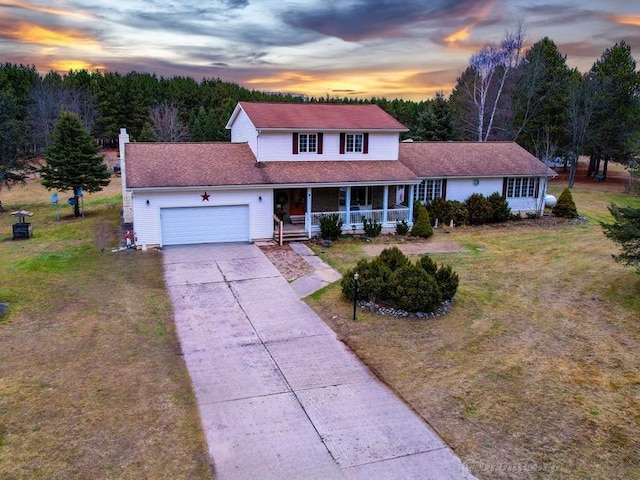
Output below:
[162,243,475,479]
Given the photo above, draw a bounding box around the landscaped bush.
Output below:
[487,192,512,223]
[410,203,433,237]
[434,264,459,301]
[395,220,409,236]
[319,213,343,240]
[342,250,460,315]
[465,193,493,225]
[427,198,469,226]
[553,188,578,218]
[389,264,443,313]
[418,253,438,275]
[362,216,382,237]
[341,259,391,302]
[378,246,410,271]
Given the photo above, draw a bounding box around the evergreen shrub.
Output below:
[552,188,578,218]
[319,213,343,240]
[389,264,443,313]
[410,203,433,237]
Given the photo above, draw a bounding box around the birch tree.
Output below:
[469,25,524,141]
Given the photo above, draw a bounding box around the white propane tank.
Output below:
[544,194,557,208]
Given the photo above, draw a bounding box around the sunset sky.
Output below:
[1,0,639,100]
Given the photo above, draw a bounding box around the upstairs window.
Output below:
[299,133,317,153]
[505,177,539,198]
[293,133,323,154]
[339,133,369,154]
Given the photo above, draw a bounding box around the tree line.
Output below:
[1,33,639,189]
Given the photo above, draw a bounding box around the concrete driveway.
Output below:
[163,243,475,480]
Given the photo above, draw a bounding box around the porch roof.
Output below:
[399,141,557,178]
[259,160,419,185]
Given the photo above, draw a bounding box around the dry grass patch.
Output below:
[0,176,211,479]
[307,178,640,479]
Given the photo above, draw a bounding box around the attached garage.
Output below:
[160,205,250,245]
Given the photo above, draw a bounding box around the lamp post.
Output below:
[352,272,359,320]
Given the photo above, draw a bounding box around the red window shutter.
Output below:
[363,133,369,154]
[502,178,508,197]
[340,133,345,154]
[293,133,298,154]
[317,133,323,154]
[442,179,447,200]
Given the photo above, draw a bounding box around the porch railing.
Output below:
[309,208,410,230]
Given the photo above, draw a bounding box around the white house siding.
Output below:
[444,177,546,212]
[131,188,274,247]
[251,131,401,162]
[229,109,258,154]
[444,178,503,202]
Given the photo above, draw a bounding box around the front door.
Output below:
[289,188,306,215]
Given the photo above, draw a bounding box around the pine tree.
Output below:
[41,112,110,217]
[410,203,434,238]
[552,188,578,218]
[601,204,640,273]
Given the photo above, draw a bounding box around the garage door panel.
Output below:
[161,205,249,245]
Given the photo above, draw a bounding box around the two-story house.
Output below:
[120,101,554,248]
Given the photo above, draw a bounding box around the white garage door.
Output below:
[160,205,250,245]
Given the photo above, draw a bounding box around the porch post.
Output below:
[306,187,313,239]
[345,186,352,229]
[408,184,415,224]
[382,186,389,224]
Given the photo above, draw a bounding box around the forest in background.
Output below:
[1,34,639,189]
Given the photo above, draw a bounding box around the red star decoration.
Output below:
[201,191,210,201]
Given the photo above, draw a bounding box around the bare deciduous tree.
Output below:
[469,24,525,141]
[148,103,189,142]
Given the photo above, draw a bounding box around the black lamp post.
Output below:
[353,272,359,320]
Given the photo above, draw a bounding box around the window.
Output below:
[340,133,368,154]
[505,177,538,198]
[415,179,445,202]
[346,134,363,153]
[299,133,317,153]
[292,133,322,154]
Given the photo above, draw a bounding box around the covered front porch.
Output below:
[273,184,416,243]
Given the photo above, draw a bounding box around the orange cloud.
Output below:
[3,0,94,20]
[445,0,498,46]
[48,59,105,73]
[608,14,640,27]
[8,22,100,50]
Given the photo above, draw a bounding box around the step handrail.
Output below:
[273,214,284,245]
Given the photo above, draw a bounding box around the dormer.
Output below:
[225,102,408,162]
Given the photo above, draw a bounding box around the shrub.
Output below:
[389,264,442,313]
[378,247,410,271]
[395,220,409,236]
[418,254,438,275]
[465,193,493,225]
[319,213,343,240]
[435,264,459,301]
[410,203,433,238]
[552,188,578,218]
[362,216,382,237]
[487,192,511,223]
[341,259,391,302]
[427,199,469,226]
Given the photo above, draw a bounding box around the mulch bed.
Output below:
[259,244,314,281]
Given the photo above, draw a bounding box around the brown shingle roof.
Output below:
[399,141,556,177]
[125,142,417,188]
[125,142,266,188]
[236,102,408,131]
[261,161,419,185]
